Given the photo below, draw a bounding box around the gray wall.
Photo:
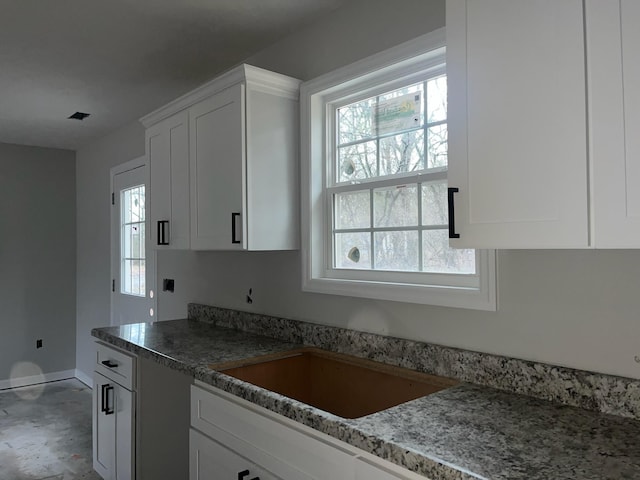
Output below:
[0,142,76,382]
[75,122,145,381]
[75,0,640,381]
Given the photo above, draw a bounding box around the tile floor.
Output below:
[0,378,101,480]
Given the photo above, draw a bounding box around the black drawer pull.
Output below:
[101,360,118,368]
[447,187,461,239]
[250,477,260,480]
[237,470,250,480]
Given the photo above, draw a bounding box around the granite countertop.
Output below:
[92,319,640,480]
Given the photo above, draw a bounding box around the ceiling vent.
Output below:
[68,111,90,121]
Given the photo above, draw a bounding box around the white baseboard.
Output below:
[0,369,76,390]
[75,369,93,388]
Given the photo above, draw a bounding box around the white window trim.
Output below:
[300,28,497,311]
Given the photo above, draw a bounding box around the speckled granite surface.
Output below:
[188,303,640,420]
[92,317,640,480]
[91,319,302,376]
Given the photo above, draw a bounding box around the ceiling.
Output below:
[0,0,347,150]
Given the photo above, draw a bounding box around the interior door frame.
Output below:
[110,156,157,326]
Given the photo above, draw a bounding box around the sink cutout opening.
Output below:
[218,349,457,419]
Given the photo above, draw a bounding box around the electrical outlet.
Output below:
[163,278,175,292]
[36,339,42,349]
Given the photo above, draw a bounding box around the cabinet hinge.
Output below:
[111,192,115,205]
[112,279,115,292]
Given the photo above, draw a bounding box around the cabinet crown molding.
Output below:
[140,64,301,128]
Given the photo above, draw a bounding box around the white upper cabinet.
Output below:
[587,0,640,248]
[448,0,640,249]
[141,64,301,251]
[189,84,245,250]
[447,0,589,249]
[146,110,190,249]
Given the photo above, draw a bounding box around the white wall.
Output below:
[75,122,145,381]
[76,0,640,381]
[0,142,76,383]
[157,249,640,379]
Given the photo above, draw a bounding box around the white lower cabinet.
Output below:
[190,381,428,480]
[93,372,135,480]
[93,343,193,480]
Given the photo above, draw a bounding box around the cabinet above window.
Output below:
[446,0,640,249]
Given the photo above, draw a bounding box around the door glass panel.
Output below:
[121,185,146,296]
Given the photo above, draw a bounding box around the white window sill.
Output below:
[303,248,496,311]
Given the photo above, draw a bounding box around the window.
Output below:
[301,29,496,310]
[121,184,146,297]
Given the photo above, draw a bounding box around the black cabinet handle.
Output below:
[231,213,241,244]
[101,384,114,415]
[237,470,250,480]
[447,187,460,239]
[101,360,118,368]
[105,385,114,415]
[250,477,260,480]
[157,220,170,246]
[101,384,108,413]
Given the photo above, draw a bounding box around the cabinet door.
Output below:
[190,429,280,480]
[147,110,190,249]
[115,384,134,480]
[189,84,246,250]
[93,372,135,480]
[447,0,589,248]
[588,0,640,247]
[93,373,115,479]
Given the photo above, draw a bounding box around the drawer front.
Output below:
[190,429,281,480]
[355,457,429,480]
[95,342,136,389]
[191,385,356,480]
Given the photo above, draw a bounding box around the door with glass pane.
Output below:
[111,158,156,326]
